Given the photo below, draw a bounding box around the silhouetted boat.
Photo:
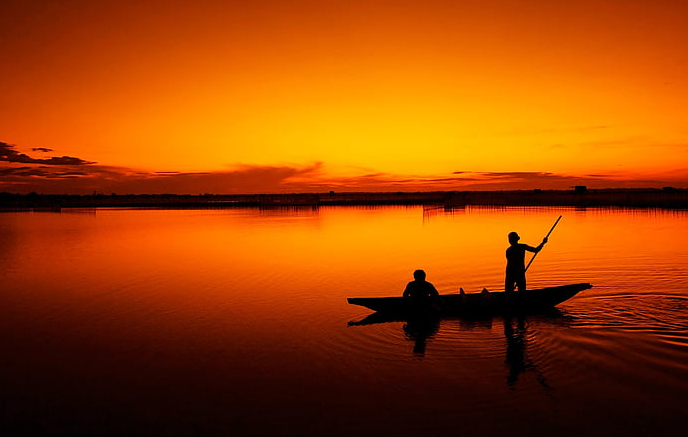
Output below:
[348,283,592,315]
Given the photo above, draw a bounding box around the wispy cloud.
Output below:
[549,137,688,151]
[500,125,611,137]
[279,170,613,192]
[447,171,607,190]
[446,170,687,190]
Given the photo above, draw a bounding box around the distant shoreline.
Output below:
[2,187,687,211]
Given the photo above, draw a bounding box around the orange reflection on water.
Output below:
[4,207,687,304]
[2,206,688,436]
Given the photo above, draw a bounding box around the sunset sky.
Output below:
[1,0,687,194]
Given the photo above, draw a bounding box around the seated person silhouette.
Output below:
[403,270,443,310]
[505,232,547,292]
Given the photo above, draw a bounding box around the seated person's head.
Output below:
[413,269,426,281]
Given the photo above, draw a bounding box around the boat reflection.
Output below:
[349,310,573,387]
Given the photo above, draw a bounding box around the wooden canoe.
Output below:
[347,283,592,315]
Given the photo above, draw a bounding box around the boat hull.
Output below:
[347,283,592,316]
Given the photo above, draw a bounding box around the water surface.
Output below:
[1,206,687,436]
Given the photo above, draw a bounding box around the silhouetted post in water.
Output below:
[505,232,547,292]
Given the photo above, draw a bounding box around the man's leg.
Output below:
[505,275,516,292]
[516,273,526,292]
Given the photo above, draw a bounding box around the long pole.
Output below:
[524,215,562,273]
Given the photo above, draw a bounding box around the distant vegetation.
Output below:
[1,188,687,211]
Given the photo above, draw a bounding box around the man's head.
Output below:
[413,269,426,281]
[508,232,520,244]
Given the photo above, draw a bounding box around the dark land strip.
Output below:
[1,187,687,211]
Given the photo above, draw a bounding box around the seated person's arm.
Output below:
[430,284,447,308]
[403,283,412,298]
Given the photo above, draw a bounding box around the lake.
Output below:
[1,206,687,436]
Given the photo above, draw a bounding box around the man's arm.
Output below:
[525,237,548,253]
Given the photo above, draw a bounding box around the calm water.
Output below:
[1,206,687,436]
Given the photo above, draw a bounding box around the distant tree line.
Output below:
[1,188,687,210]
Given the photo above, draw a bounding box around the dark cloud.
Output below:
[3,158,686,194]
[0,166,51,177]
[32,147,53,152]
[1,141,94,165]
[2,140,686,194]
[0,159,325,194]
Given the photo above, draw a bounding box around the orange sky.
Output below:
[1,0,687,194]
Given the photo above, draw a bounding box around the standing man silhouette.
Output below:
[505,232,547,292]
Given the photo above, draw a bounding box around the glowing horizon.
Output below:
[1,0,687,194]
